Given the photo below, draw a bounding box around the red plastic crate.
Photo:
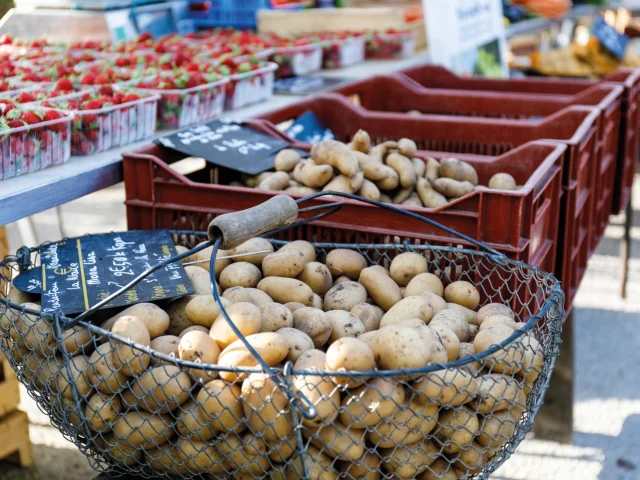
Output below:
[334,74,622,253]
[399,65,640,215]
[255,94,599,310]
[123,132,563,313]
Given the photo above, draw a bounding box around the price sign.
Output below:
[285,111,335,144]
[274,76,353,95]
[592,15,628,60]
[13,230,194,315]
[156,121,291,175]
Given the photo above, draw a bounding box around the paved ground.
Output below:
[1,176,639,480]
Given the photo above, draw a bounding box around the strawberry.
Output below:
[55,78,74,91]
[44,109,64,121]
[113,92,125,104]
[98,85,114,96]
[121,93,141,103]
[20,111,42,125]
[85,129,99,141]
[94,75,108,85]
[80,73,96,85]
[83,100,103,110]
[16,91,36,103]
[7,119,25,129]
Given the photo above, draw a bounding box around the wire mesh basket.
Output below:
[0,193,564,479]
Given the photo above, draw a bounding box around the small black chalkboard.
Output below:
[285,111,335,144]
[156,120,291,175]
[274,76,353,95]
[14,230,194,316]
[592,15,628,59]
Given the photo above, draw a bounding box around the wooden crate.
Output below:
[0,351,20,418]
[0,411,32,467]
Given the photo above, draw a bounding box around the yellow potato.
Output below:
[488,172,517,190]
[380,439,438,479]
[179,325,209,338]
[293,370,339,428]
[326,310,365,343]
[338,451,381,480]
[218,432,269,475]
[175,399,216,441]
[373,325,434,372]
[340,377,405,428]
[294,160,334,188]
[241,373,293,441]
[349,129,371,153]
[174,437,223,474]
[440,157,479,185]
[257,277,314,306]
[179,331,221,380]
[217,332,289,383]
[146,444,190,475]
[275,149,302,172]
[422,291,447,314]
[325,249,367,280]
[284,302,306,313]
[185,265,215,294]
[430,309,470,342]
[433,178,474,197]
[447,303,478,326]
[13,303,55,355]
[285,445,338,480]
[113,411,174,448]
[326,337,375,387]
[416,177,448,208]
[297,262,333,295]
[220,262,262,290]
[306,421,366,461]
[196,379,245,433]
[469,374,523,414]
[88,343,128,394]
[350,303,384,332]
[61,325,93,356]
[477,410,517,450]
[414,368,478,407]
[223,287,273,307]
[280,240,317,263]
[85,392,121,432]
[424,157,441,183]
[380,296,435,328]
[390,253,429,287]
[366,399,439,448]
[454,441,488,475]
[277,327,314,362]
[229,238,274,265]
[457,342,482,374]
[476,303,515,326]
[262,249,307,278]
[473,325,524,374]
[109,316,151,377]
[480,315,519,331]
[186,295,232,328]
[310,140,359,177]
[101,435,144,467]
[359,266,403,311]
[386,152,416,189]
[405,273,444,297]
[24,353,63,393]
[417,458,459,480]
[293,349,327,370]
[166,295,197,336]
[259,302,294,333]
[209,302,262,350]
[129,365,192,413]
[312,293,323,310]
[435,407,479,454]
[444,281,480,310]
[430,324,461,362]
[324,281,367,312]
[398,138,417,158]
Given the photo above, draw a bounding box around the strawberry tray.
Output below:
[37,89,159,155]
[365,31,416,60]
[223,62,278,110]
[0,106,72,180]
[322,35,366,69]
[135,77,228,130]
[269,43,324,78]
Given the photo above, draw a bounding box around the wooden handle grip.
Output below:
[208,196,299,249]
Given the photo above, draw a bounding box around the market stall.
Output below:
[0,1,637,479]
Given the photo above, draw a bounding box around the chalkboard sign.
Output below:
[274,76,353,95]
[285,111,335,144]
[592,15,628,59]
[14,230,194,315]
[156,120,291,175]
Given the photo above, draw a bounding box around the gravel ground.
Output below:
[1,177,639,480]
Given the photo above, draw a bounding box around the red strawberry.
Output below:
[44,109,64,121]
[55,78,74,91]
[83,100,103,110]
[80,73,96,85]
[16,91,36,103]
[98,85,114,96]
[40,130,52,148]
[121,93,141,103]
[21,111,42,125]
[8,119,25,129]
[94,75,108,85]
[113,92,125,104]
[85,129,99,141]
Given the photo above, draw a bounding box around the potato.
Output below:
[280,240,316,263]
[10,304,54,355]
[294,349,327,370]
[389,252,428,287]
[339,451,381,480]
[297,262,332,295]
[430,309,470,342]
[381,439,438,479]
[129,365,191,414]
[286,185,319,196]
[210,302,262,350]
[369,140,398,161]
[268,436,297,464]
[113,411,173,448]
[293,364,340,427]
[311,140,359,177]
[284,302,306,313]
[386,152,416,189]
[229,238,274,266]
[417,458,459,480]
[325,249,367,281]
[359,266,403,312]
[292,308,332,347]
[85,392,121,432]
[430,324,461,362]
[422,291,447,314]
[257,277,314,306]
[100,303,166,338]
[340,377,405,428]
[474,325,524,374]
[440,157,478,185]
[447,303,478,326]
[326,337,375,387]
[179,325,209,338]
[444,281,480,310]
[259,303,294,332]
[244,172,272,188]
[469,374,523,414]
[258,171,290,191]
[373,325,435,372]
[217,333,289,383]
[432,178,474,198]
[262,249,306,278]
[101,435,144,467]
[294,160,334,188]
[364,162,399,190]
[488,172,517,190]
[424,157,441,181]
[398,138,417,158]
[185,265,214,294]
[324,281,367,312]
[166,295,197,336]
[401,193,422,207]
[412,157,426,177]
[88,343,128,394]
[277,328,314,362]
[480,315,519,331]
[392,187,414,204]
[179,331,220,380]
[519,332,544,383]
[109,316,151,377]
[61,325,92,356]
[145,444,188,475]
[285,445,338,480]
[196,379,245,433]
[219,262,262,290]
[380,296,435,328]
[435,407,479,454]
[349,129,371,153]
[174,438,224,474]
[405,272,444,297]
[457,342,482,374]
[414,368,478,407]
[307,422,366,461]
[350,303,383,332]
[223,287,273,307]
[416,177,448,208]
[24,353,63,393]
[310,294,322,310]
[275,149,302,172]
[358,179,381,201]
[367,399,439,447]
[218,432,269,475]
[453,441,488,475]
[326,310,365,343]
[175,399,216,441]
[477,410,517,450]
[186,295,232,328]
[476,303,514,326]
[241,373,293,441]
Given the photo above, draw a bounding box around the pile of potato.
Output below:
[236,131,519,209]
[1,237,545,480]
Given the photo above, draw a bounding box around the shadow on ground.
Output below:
[0,443,93,480]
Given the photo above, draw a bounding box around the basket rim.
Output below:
[0,236,564,378]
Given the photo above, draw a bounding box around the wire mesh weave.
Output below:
[0,234,563,480]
